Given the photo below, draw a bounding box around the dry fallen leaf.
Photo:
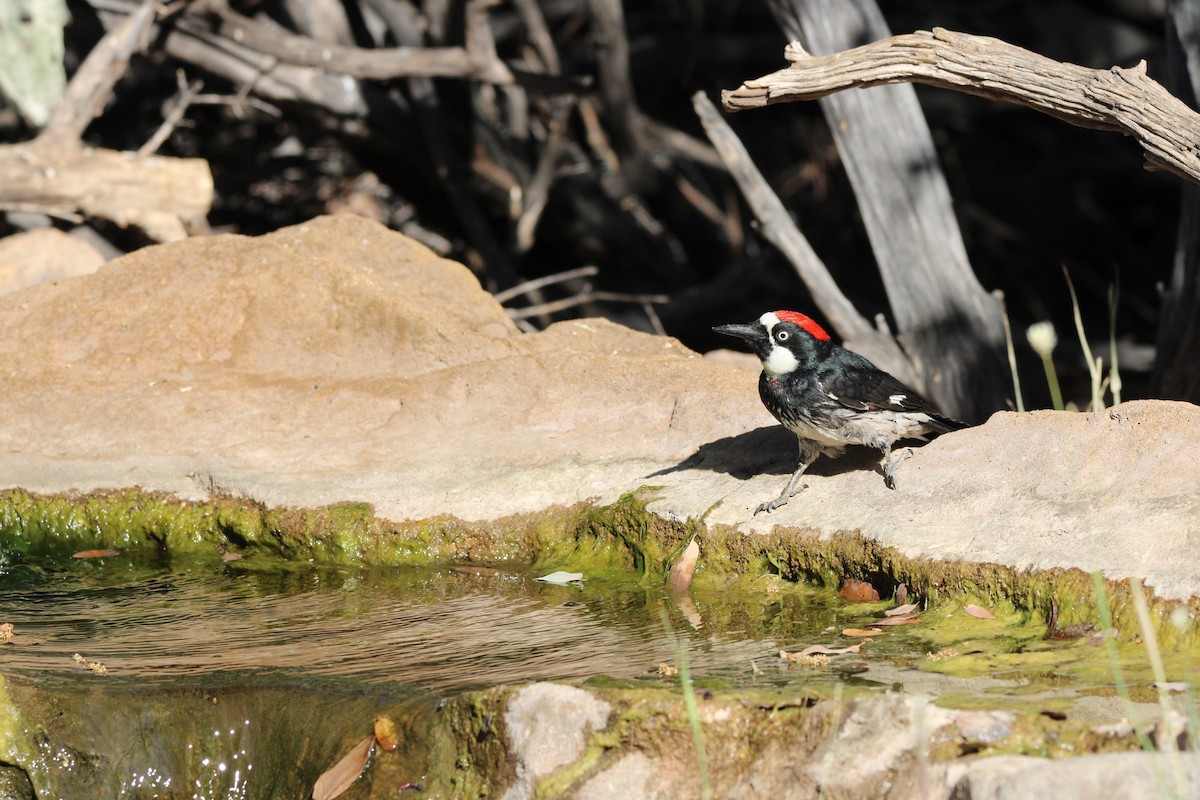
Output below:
[1155,681,1189,693]
[885,602,919,617]
[535,571,584,586]
[72,549,119,559]
[839,579,879,603]
[374,716,401,752]
[312,736,374,800]
[964,604,996,619]
[781,642,864,659]
[841,628,887,637]
[667,538,700,595]
[802,643,863,656]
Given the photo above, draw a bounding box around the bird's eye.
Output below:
[776,330,789,341]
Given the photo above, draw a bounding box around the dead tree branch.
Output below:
[0,141,212,241]
[203,0,511,83]
[692,90,919,386]
[722,26,1200,185]
[41,0,157,140]
[7,0,214,241]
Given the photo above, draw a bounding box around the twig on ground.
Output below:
[494,266,599,304]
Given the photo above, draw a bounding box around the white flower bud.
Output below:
[1026,321,1058,360]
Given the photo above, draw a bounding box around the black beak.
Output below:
[712,322,763,343]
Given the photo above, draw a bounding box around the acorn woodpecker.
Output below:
[714,310,968,514]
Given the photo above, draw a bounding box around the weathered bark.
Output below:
[0,141,212,241]
[3,0,212,241]
[723,26,1200,186]
[42,0,156,140]
[202,0,512,83]
[1157,0,1200,402]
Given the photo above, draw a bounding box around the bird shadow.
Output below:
[647,426,885,482]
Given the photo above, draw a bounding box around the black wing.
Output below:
[815,352,967,431]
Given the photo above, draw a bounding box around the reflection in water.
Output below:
[0,553,886,798]
[0,555,842,693]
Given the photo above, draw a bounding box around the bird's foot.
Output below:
[753,497,786,515]
[883,447,914,490]
[753,483,806,515]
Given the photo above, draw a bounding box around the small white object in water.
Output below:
[536,571,584,585]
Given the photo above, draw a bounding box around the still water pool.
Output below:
[0,550,917,798]
[0,552,875,692]
[1,549,1159,799]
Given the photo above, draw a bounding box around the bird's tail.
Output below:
[925,413,971,435]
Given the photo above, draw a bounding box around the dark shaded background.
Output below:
[1,0,1177,409]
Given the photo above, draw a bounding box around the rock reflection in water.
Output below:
[0,557,811,691]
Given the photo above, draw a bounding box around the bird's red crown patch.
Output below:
[775,310,830,341]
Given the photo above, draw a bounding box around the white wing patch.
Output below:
[888,393,907,406]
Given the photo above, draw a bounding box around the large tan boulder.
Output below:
[0,214,1196,599]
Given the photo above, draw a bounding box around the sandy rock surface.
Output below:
[1,215,1197,598]
[0,228,106,295]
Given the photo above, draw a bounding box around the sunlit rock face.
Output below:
[1,214,1199,600]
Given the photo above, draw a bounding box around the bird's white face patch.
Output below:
[888,394,907,406]
[762,343,799,376]
[757,311,798,376]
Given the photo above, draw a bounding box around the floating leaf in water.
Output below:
[71,653,108,675]
[803,643,863,656]
[885,602,919,617]
[374,716,401,752]
[535,571,583,585]
[926,648,958,661]
[781,642,863,659]
[1155,681,1189,693]
[841,628,887,637]
[72,549,119,559]
[0,623,43,647]
[839,579,879,603]
[667,538,700,595]
[964,604,996,619]
[781,652,829,670]
[312,736,374,800]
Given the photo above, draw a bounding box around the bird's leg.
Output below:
[755,439,819,515]
[882,445,914,490]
